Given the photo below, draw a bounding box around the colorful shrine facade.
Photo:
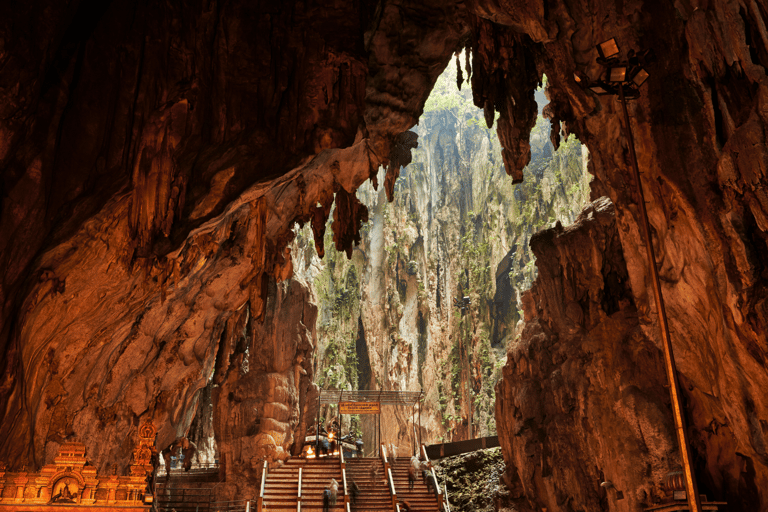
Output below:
[0,422,155,511]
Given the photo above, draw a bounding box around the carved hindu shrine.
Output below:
[0,421,156,511]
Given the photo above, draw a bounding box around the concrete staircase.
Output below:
[155,483,213,512]
[345,458,391,511]
[258,446,444,512]
[155,464,223,512]
[389,458,440,512]
[262,457,345,512]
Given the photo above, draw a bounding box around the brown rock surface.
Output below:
[497,198,675,511]
[0,0,469,479]
[212,277,317,500]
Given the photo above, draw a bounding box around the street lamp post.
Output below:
[576,39,703,512]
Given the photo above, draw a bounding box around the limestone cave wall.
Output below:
[0,0,469,477]
[485,1,768,510]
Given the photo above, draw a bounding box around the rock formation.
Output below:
[0,0,467,476]
[293,60,590,453]
[211,277,318,499]
[497,198,675,511]
[0,1,766,511]
[433,447,511,512]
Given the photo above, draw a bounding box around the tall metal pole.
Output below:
[618,85,703,512]
[418,395,422,449]
[378,390,382,457]
[412,406,415,456]
[316,393,321,455]
[464,314,475,439]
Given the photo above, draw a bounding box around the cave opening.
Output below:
[291,52,592,452]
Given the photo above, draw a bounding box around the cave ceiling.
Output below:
[1,0,768,509]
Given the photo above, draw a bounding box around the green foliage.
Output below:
[349,415,363,438]
[423,50,488,121]
[458,232,492,304]
[450,338,462,403]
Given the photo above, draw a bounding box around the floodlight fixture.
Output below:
[608,66,627,82]
[632,68,649,87]
[597,38,620,60]
[573,70,589,84]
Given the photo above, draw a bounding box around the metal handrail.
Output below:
[257,461,267,512]
[421,445,443,508]
[157,462,221,475]
[443,481,451,512]
[297,467,303,512]
[342,468,348,504]
[431,467,443,507]
[298,467,303,499]
[388,466,398,509]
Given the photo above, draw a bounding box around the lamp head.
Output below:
[589,84,612,95]
[632,68,649,87]
[597,38,620,60]
[573,70,590,85]
[608,66,627,82]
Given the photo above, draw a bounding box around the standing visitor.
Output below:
[322,486,331,512]
[409,455,421,490]
[350,479,360,506]
[329,478,339,508]
[320,437,330,457]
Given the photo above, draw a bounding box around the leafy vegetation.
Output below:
[296,53,591,445]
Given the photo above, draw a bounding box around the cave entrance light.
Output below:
[576,39,706,512]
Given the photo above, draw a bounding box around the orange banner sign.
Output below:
[339,401,380,414]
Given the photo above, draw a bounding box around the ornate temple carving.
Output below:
[0,423,156,511]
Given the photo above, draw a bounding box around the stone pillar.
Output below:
[13,473,28,502]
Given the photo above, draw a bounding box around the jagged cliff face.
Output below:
[0,0,470,492]
[497,197,670,511]
[0,1,767,511]
[293,58,590,449]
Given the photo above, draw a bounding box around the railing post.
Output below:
[257,460,267,512]
[387,466,398,509]
[421,445,443,508]
[342,468,349,506]
[297,467,303,510]
[431,467,443,509]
